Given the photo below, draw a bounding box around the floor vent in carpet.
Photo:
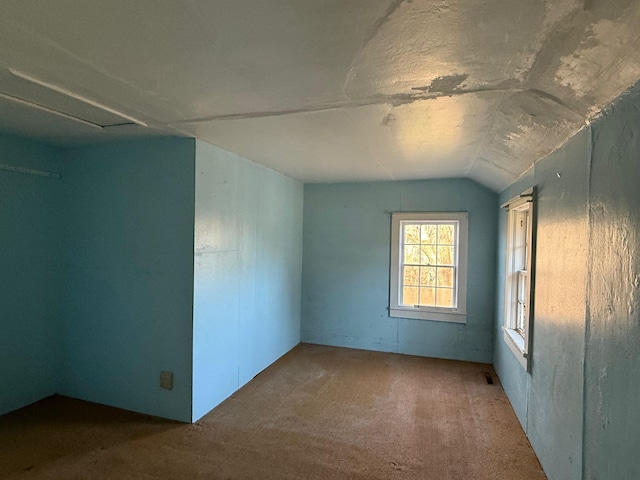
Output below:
[483,372,495,385]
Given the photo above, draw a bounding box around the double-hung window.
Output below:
[502,188,535,369]
[389,212,468,323]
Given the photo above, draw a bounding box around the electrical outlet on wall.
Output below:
[160,371,173,390]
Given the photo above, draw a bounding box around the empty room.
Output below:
[1,1,639,479]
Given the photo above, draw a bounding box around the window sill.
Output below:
[390,307,466,324]
[502,326,528,370]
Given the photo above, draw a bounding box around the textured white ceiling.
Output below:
[1,0,639,191]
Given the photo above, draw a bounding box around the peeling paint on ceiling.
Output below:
[0,0,639,191]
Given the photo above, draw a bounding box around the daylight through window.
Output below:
[401,222,457,308]
[390,212,468,323]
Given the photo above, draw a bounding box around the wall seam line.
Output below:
[580,122,594,480]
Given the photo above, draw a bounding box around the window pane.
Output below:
[420,266,437,286]
[402,286,419,306]
[517,302,526,334]
[437,267,454,287]
[517,271,527,303]
[517,270,527,333]
[403,266,419,286]
[438,224,455,245]
[404,245,420,264]
[437,246,454,265]
[421,224,437,244]
[436,288,454,307]
[514,211,528,270]
[419,287,436,306]
[421,245,437,265]
[404,224,420,244]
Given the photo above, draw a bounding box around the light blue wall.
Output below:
[1,135,303,423]
[59,138,195,422]
[583,84,640,480]
[495,128,591,480]
[495,85,640,479]
[192,141,303,422]
[0,134,63,416]
[302,179,497,363]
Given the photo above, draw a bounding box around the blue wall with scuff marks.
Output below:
[0,134,64,416]
[302,179,497,363]
[192,141,303,421]
[59,138,196,422]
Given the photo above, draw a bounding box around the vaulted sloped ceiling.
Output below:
[1,0,639,191]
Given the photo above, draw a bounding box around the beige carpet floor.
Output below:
[0,343,546,479]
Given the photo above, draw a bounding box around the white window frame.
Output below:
[389,212,468,323]
[502,188,535,370]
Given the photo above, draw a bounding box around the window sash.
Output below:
[502,188,535,370]
[390,212,468,323]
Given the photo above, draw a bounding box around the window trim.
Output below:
[389,212,468,323]
[501,188,535,370]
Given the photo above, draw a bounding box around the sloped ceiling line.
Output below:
[169,87,576,125]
